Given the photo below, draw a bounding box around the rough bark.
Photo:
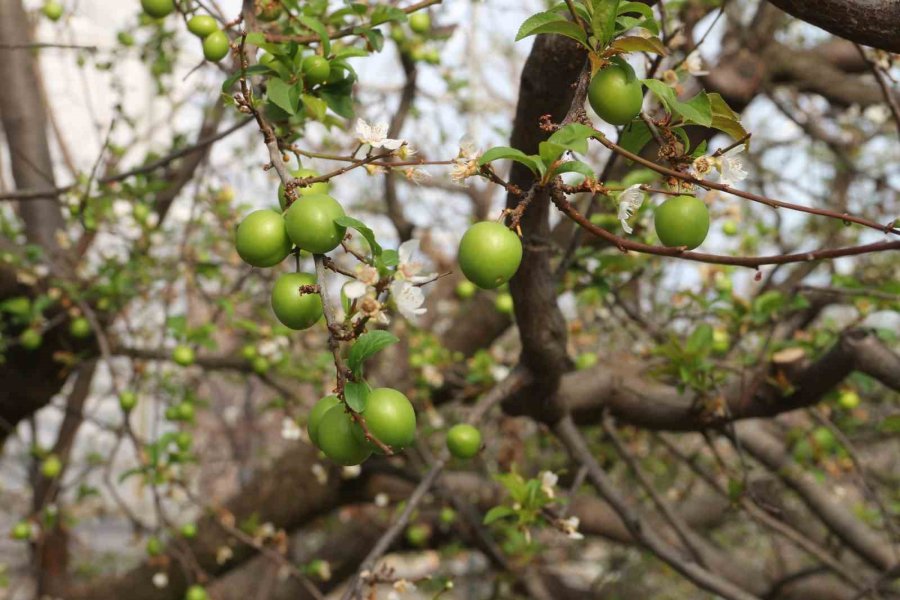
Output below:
[766,0,900,52]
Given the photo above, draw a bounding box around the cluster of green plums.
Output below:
[306,389,417,466]
[139,0,229,62]
[235,172,345,331]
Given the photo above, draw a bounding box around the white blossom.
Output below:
[560,516,584,540]
[374,493,389,507]
[152,573,169,588]
[341,465,362,479]
[617,184,644,234]
[684,50,709,76]
[355,119,405,150]
[391,280,426,320]
[405,167,430,185]
[281,417,301,440]
[311,463,328,485]
[540,471,558,499]
[396,239,436,283]
[449,138,482,185]
[715,145,748,187]
[216,545,234,564]
[343,264,380,300]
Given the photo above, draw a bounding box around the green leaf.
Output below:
[319,77,355,119]
[516,11,589,48]
[642,80,711,126]
[370,5,407,25]
[380,249,399,267]
[539,140,568,167]
[301,94,327,120]
[267,77,298,115]
[548,123,596,154]
[686,323,713,356]
[478,146,542,175]
[220,64,270,92]
[298,15,330,55]
[334,215,382,256]
[708,93,748,141]
[619,119,653,156]
[616,1,658,34]
[610,35,666,55]
[591,0,620,46]
[550,160,596,180]
[483,505,516,525]
[347,330,400,378]
[344,380,370,412]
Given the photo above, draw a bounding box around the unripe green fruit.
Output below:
[494,292,513,315]
[654,195,710,250]
[235,209,293,268]
[712,328,730,354]
[722,220,739,236]
[405,523,430,547]
[69,317,91,339]
[283,194,347,254]
[838,390,860,410]
[439,507,456,525]
[165,406,179,421]
[176,402,195,421]
[455,280,477,300]
[575,352,598,370]
[42,1,63,21]
[714,272,733,294]
[302,55,331,86]
[117,31,135,46]
[588,62,643,126]
[355,388,416,451]
[241,345,257,360]
[458,222,522,289]
[187,15,218,38]
[446,424,481,459]
[278,169,330,210]
[185,585,208,600]
[271,272,323,330]
[133,203,151,223]
[251,356,270,374]
[308,395,341,447]
[141,0,173,19]
[202,30,230,62]
[146,536,163,556]
[255,0,281,21]
[119,391,138,412]
[20,329,42,350]
[812,427,837,452]
[316,406,372,466]
[408,12,431,34]
[172,345,195,367]
[11,521,32,541]
[41,455,62,479]
[180,523,198,538]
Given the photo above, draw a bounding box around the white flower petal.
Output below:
[617,184,644,235]
[343,280,368,300]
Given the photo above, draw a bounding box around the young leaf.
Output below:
[348,330,400,378]
[516,11,589,48]
[619,120,654,157]
[708,93,749,141]
[686,323,713,356]
[610,35,666,55]
[370,5,407,25]
[298,15,331,55]
[483,505,516,525]
[334,215,382,256]
[344,380,370,412]
[267,77,298,115]
[539,140,568,167]
[478,146,542,175]
[301,94,327,121]
[642,80,712,127]
[547,123,596,154]
[550,160,596,180]
[591,0,620,47]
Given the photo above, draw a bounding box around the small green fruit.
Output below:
[146,535,163,556]
[241,344,257,360]
[271,272,323,330]
[41,455,62,479]
[722,220,739,236]
[302,55,331,86]
[187,15,218,38]
[446,424,481,459]
[20,329,42,350]
[42,1,63,21]
[494,292,514,315]
[69,316,91,339]
[838,390,860,410]
[408,12,431,34]
[316,405,372,466]
[117,31,135,46]
[308,395,341,447]
[202,30,230,62]
[405,523,430,547]
[588,61,643,126]
[283,194,347,254]
[141,0,174,19]
[356,388,416,451]
[180,523,198,539]
[11,521,32,541]
[172,345,195,367]
[458,222,522,289]
[176,402,195,421]
[255,0,281,21]
[185,585,208,600]
[654,195,710,250]
[119,391,138,412]
[235,209,293,268]
[575,352,598,370]
[812,427,838,452]
[455,280,476,300]
[175,431,193,451]
[712,328,730,354]
[251,356,270,374]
